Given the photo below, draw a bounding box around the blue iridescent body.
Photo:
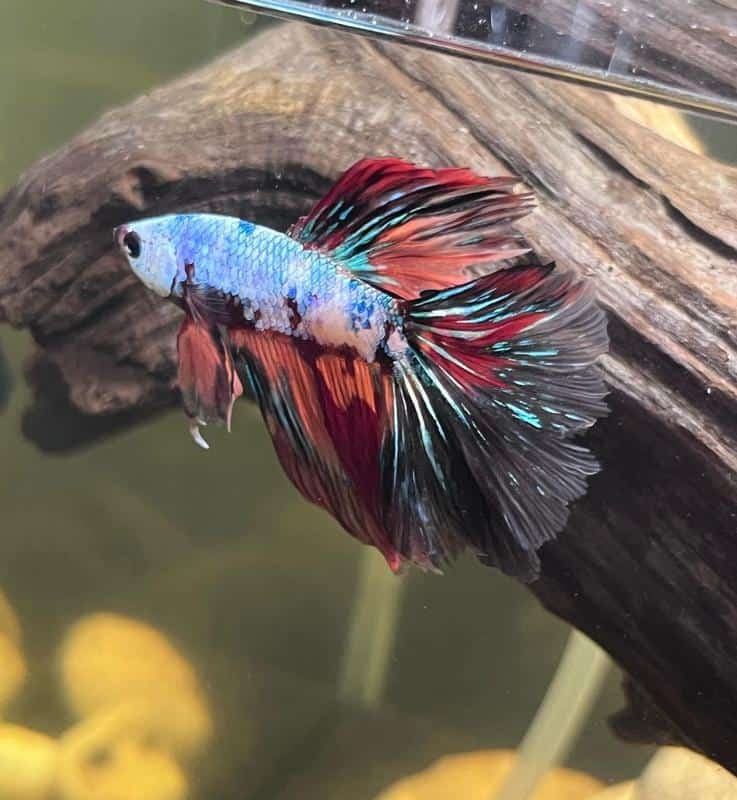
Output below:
[129,213,405,362]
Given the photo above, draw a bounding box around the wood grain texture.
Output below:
[1,23,736,769]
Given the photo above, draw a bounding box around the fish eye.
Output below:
[123,231,141,259]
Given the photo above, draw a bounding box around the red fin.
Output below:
[391,264,609,580]
[219,264,607,583]
[177,316,243,431]
[230,328,406,569]
[289,157,535,299]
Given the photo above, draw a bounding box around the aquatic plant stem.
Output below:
[492,629,611,800]
[337,549,407,709]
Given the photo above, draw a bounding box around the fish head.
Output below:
[114,213,247,298]
[114,216,182,297]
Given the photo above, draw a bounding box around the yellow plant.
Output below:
[56,706,188,800]
[58,613,212,760]
[374,749,603,800]
[0,725,58,800]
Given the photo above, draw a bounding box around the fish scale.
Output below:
[160,213,398,360]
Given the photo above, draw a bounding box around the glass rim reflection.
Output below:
[208,0,737,124]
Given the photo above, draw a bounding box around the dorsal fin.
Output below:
[288,158,535,300]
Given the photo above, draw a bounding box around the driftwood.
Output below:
[1,23,737,771]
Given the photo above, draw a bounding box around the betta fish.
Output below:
[115,158,608,581]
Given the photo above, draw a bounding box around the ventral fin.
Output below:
[288,157,535,300]
[177,316,243,442]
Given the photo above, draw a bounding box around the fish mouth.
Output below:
[113,225,129,250]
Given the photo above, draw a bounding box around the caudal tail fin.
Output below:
[385,263,608,581]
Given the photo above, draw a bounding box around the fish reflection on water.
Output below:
[116,157,608,583]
